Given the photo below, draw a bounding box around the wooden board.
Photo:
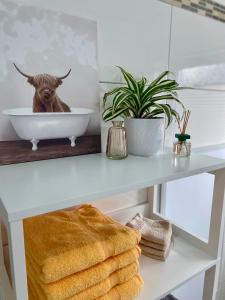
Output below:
[0,136,101,165]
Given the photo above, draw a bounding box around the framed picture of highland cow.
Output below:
[0,0,101,165]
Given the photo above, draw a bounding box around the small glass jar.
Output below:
[173,133,191,157]
[106,121,128,159]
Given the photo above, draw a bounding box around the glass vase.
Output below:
[106,121,128,159]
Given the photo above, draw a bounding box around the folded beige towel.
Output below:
[141,250,168,261]
[140,243,171,261]
[127,214,172,246]
[140,241,170,257]
[140,238,168,251]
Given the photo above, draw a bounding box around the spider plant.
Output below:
[102,67,185,127]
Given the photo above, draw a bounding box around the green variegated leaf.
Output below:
[150,94,175,102]
[145,108,164,119]
[102,106,128,122]
[117,66,139,92]
[170,107,180,120]
[124,102,138,117]
[102,107,113,121]
[145,106,179,121]
[112,93,131,113]
[161,92,186,110]
[117,66,141,106]
[149,70,172,87]
[138,100,154,117]
[103,87,123,107]
[152,103,173,127]
[138,76,147,94]
[150,94,186,110]
[142,81,179,103]
[119,87,140,109]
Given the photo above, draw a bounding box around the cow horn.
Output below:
[58,69,71,80]
[13,63,33,79]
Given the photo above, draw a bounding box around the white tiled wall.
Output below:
[10,0,171,81]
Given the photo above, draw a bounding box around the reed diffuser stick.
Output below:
[175,110,191,155]
[177,110,191,135]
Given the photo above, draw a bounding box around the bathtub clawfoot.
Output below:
[69,136,76,147]
[31,138,39,151]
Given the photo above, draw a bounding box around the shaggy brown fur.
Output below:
[14,64,71,113]
[30,74,71,113]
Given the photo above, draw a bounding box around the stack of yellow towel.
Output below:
[24,204,143,300]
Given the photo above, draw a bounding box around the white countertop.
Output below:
[0,153,225,222]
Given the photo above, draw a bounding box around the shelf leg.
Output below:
[203,168,225,300]
[203,265,217,300]
[148,185,161,218]
[7,220,28,300]
[207,169,225,258]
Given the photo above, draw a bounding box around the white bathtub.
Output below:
[3,107,94,151]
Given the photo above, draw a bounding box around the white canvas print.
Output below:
[0,0,100,164]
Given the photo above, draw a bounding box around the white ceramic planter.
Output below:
[124,118,165,156]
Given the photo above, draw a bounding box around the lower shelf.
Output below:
[1,236,218,300]
[137,236,218,300]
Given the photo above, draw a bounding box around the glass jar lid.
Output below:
[175,133,191,141]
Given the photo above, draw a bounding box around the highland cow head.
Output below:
[13,63,71,106]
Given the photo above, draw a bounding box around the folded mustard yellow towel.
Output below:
[97,275,144,300]
[24,205,141,283]
[28,262,139,300]
[27,247,141,300]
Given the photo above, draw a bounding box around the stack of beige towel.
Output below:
[127,214,172,261]
[24,205,144,300]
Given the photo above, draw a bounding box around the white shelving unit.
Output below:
[0,153,225,300]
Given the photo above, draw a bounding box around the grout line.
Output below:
[168,6,173,71]
[164,6,174,152]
